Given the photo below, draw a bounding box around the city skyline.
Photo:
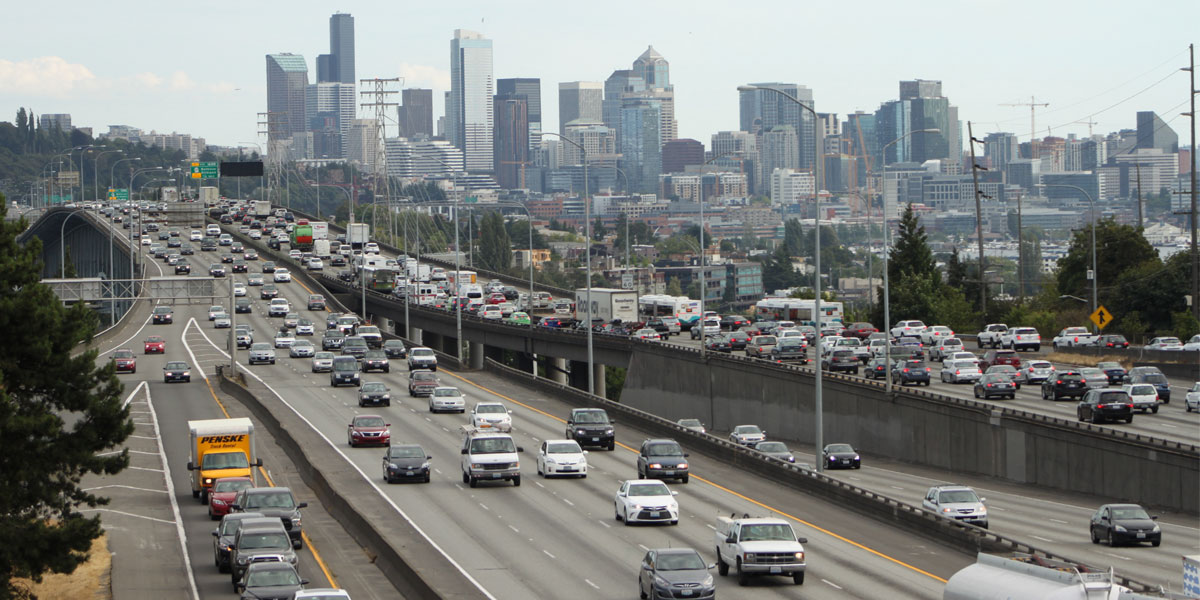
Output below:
[1,1,1197,149]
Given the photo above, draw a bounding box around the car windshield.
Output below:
[434,388,461,397]
[469,437,516,454]
[220,518,249,535]
[314,352,333,360]
[201,452,249,470]
[629,483,671,497]
[213,479,252,494]
[573,410,608,424]
[239,532,290,550]
[754,336,777,345]
[740,524,796,542]
[361,383,386,392]
[734,426,762,434]
[827,444,855,453]
[389,446,425,459]
[1139,374,1167,384]
[678,419,702,427]
[165,362,188,370]
[1157,337,1181,344]
[757,442,788,452]
[245,492,295,509]
[354,416,386,427]
[147,336,164,343]
[1097,362,1121,370]
[656,552,705,571]
[250,343,270,351]
[547,443,581,454]
[114,350,134,359]
[1111,506,1151,520]
[1081,369,1105,377]
[989,366,1016,373]
[646,443,682,457]
[939,490,980,504]
[477,404,506,414]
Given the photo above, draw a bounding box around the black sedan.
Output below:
[726,330,750,351]
[382,444,432,484]
[235,299,252,314]
[362,350,390,373]
[162,361,191,383]
[1077,390,1134,424]
[383,340,408,359]
[1096,361,1128,385]
[152,306,174,324]
[1090,504,1160,547]
[822,443,861,469]
[974,373,1016,400]
[174,262,191,275]
[703,334,732,353]
[358,382,391,407]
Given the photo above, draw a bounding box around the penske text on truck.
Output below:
[186,418,260,502]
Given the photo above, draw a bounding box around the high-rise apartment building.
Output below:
[400,89,434,139]
[448,29,494,173]
[761,125,800,195]
[602,69,645,135]
[983,132,1018,173]
[305,82,355,157]
[740,83,817,174]
[562,120,618,168]
[497,78,542,148]
[619,98,663,193]
[266,53,310,142]
[494,94,530,189]
[558,81,603,134]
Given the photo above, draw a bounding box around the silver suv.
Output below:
[247,343,276,365]
[922,485,988,529]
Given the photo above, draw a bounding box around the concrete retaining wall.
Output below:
[619,344,1200,515]
[218,369,488,600]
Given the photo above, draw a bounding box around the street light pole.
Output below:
[129,167,165,283]
[738,84,826,470]
[1038,183,1098,330]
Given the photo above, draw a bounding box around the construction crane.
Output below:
[1001,96,1050,158]
[1073,118,1098,137]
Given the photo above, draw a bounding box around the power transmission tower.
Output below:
[1001,96,1050,158]
[360,77,401,238]
[257,111,286,205]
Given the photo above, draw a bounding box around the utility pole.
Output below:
[1135,162,1144,230]
[968,122,987,314]
[1187,43,1199,320]
[1016,189,1025,302]
[1001,96,1049,158]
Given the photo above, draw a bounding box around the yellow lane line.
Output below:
[438,368,948,584]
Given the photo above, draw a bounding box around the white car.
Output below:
[833,337,871,362]
[1020,360,1055,384]
[141,236,152,246]
[921,325,955,346]
[941,359,982,383]
[307,258,324,271]
[365,242,380,253]
[273,268,292,283]
[819,335,844,354]
[930,338,965,362]
[614,480,679,526]
[867,338,888,357]
[233,283,247,297]
[212,312,231,329]
[274,330,295,348]
[470,402,512,432]
[1121,383,1160,413]
[288,340,315,358]
[208,305,225,321]
[189,230,202,241]
[1002,327,1041,352]
[729,424,766,446]
[1183,335,1200,351]
[428,386,466,413]
[296,320,315,336]
[949,351,980,366]
[480,305,502,320]
[1185,382,1200,412]
[311,352,335,373]
[778,329,808,346]
[268,298,290,317]
[891,320,928,339]
[536,439,588,478]
[633,328,661,341]
[248,229,262,240]
[1146,336,1184,351]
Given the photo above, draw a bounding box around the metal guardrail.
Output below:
[481,358,1164,595]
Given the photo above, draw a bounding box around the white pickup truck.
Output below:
[975,323,1008,349]
[1052,326,1098,348]
[714,515,807,586]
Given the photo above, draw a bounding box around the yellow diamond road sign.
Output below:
[1090,306,1113,330]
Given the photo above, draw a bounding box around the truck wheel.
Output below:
[513,475,521,487]
[736,559,749,586]
[793,572,805,585]
[716,551,729,576]
[469,476,478,488]
[680,475,689,484]
[200,489,209,505]
[1151,405,1159,414]
[462,471,469,484]
[192,489,200,499]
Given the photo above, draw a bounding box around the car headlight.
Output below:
[605,428,613,434]
[203,478,213,485]
[1151,524,1160,533]
[677,463,687,469]
[744,553,756,562]
[648,463,662,469]
[654,575,671,588]
[472,463,484,469]
[1114,524,1127,532]
[420,462,430,470]
[291,517,301,528]
[977,506,987,515]
[795,551,805,561]
[702,574,714,587]
[237,556,248,565]
[854,455,860,460]
[211,498,226,506]
[545,457,557,464]
[576,429,585,435]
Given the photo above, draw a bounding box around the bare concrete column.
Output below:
[469,341,484,369]
[549,357,568,384]
[593,363,607,398]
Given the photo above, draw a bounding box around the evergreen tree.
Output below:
[478,212,512,271]
[1056,219,1157,307]
[592,216,607,241]
[783,218,803,256]
[888,203,938,281]
[666,278,683,296]
[0,198,133,597]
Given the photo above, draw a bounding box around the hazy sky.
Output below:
[4,1,1198,149]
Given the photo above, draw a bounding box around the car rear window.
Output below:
[1097,392,1128,403]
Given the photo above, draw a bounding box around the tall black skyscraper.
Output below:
[400,89,434,139]
[319,13,355,84]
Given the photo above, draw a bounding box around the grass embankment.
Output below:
[12,534,111,599]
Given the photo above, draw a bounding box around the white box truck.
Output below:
[348,222,370,248]
[575,288,637,324]
[253,200,271,218]
[314,239,331,259]
[199,186,219,206]
[309,220,329,240]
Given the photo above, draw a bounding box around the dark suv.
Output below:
[565,408,615,450]
[230,487,307,549]
[823,349,859,374]
[1041,370,1087,400]
[979,349,1020,371]
[1077,389,1134,424]
[891,359,931,386]
[330,356,360,387]
[636,439,689,483]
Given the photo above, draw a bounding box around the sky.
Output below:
[3,1,1198,150]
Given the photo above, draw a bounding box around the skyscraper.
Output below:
[740,83,816,173]
[498,78,542,148]
[326,13,355,84]
[1136,111,1179,154]
[305,82,356,157]
[602,69,645,134]
[494,94,529,189]
[619,97,662,193]
[874,80,960,168]
[400,89,434,139]
[266,53,310,142]
[558,81,603,134]
[632,46,670,89]
[449,29,494,173]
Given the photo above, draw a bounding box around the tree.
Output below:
[666,278,683,296]
[783,218,803,256]
[889,203,938,281]
[0,198,133,598]
[759,245,800,293]
[1056,219,1158,306]
[592,216,607,241]
[477,212,512,271]
[874,204,942,326]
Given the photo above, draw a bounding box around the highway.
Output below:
[184,243,963,599]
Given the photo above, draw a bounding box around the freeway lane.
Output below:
[200,262,965,599]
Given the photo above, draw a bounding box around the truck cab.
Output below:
[714,516,807,586]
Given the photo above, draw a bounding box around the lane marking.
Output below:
[439,368,950,584]
[142,384,201,600]
[1031,535,1055,543]
[81,484,169,494]
[542,549,555,559]
[822,578,843,589]
[80,508,177,525]
[584,579,600,590]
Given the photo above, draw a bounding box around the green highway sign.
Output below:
[190,161,219,179]
[464,196,478,204]
[107,188,129,201]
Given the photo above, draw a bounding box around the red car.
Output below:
[486,292,506,305]
[979,349,1021,371]
[844,322,879,340]
[113,348,136,373]
[144,336,165,354]
[207,476,253,520]
[348,414,391,447]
